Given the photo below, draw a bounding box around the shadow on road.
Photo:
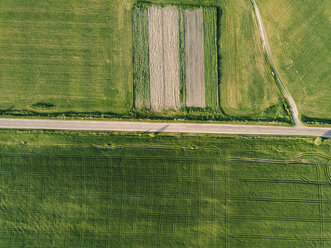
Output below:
[322,130,331,138]
[140,125,169,135]
[155,125,169,134]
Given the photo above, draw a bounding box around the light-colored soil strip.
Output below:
[163,7,180,110]
[148,6,180,111]
[184,9,205,108]
[148,7,164,111]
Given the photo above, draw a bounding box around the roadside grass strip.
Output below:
[132,5,150,109]
[203,7,219,109]
[0,130,330,247]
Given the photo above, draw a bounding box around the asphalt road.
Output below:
[0,118,330,137]
[251,0,302,127]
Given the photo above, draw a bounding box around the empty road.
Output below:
[0,118,330,137]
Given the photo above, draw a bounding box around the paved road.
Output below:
[0,118,330,137]
[251,0,302,127]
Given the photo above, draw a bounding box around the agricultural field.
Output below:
[256,0,331,123]
[133,1,291,123]
[133,3,219,111]
[0,0,294,123]
[0,0,133,115]
[0,129,330,247]
[219,0,286,118]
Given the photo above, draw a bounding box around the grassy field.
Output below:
[203,7,219,109]
[219,0,286,118]
[132,4,150,109]
[0,0,293,123]
[0,129,330,247]
[0,0,133,114]
[131,1,290,122]
[256,0,331,123]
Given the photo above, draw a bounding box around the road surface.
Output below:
[251,0,302,127]
[0,118,329,137]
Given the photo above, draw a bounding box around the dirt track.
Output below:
[148,7,180,111]
[184,9,205,108]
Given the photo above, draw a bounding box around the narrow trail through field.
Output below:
[251,0,302,127]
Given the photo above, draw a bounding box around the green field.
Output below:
[131,1,290,123]
[0,0,133,114]
[256,0,331,123]
[0,0,293,123]
[219,0,286,118]
[0,129,330,247]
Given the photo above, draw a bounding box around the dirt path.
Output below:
[251,0,302,127]
[184,9,205,108]
[148,6,180,111]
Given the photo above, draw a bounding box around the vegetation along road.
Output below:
[0,119,329,137]
[251,0,302,127]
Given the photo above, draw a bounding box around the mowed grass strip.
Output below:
[255,0,331,122]
[178,8,186,107]
[0,0,133,114]
[132,4,150,109]
[203,7,219,109]
[0,130,330,247]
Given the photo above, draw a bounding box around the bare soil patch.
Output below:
[184,9,205,108]
[148,6,180,111]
